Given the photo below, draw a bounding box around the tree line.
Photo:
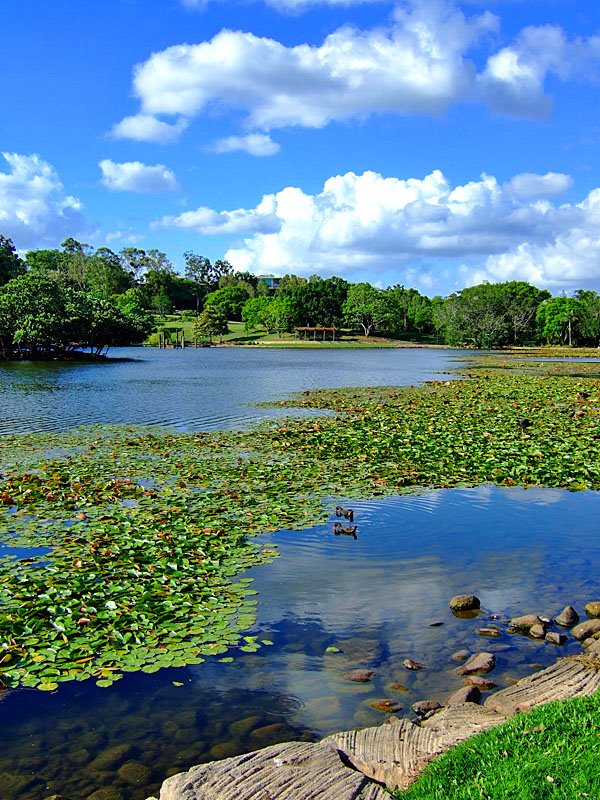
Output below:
[1,232,600,357]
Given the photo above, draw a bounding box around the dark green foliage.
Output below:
[0,235,25,286]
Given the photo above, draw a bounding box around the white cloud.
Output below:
[99,159,179,193]
[0,152,86,248]
[110,113,188,144]
[208,133,281,156]
[156,167,600,294]
[113,2,497,142]
[504,171,573,200]
[467,188,600,289]
[156,194,281,235]
[480,25,600,117]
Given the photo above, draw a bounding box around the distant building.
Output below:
[256,274,280,290]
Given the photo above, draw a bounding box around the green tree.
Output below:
[192,307,229,343]
[536,295,579,346]
[434,283,511,348]
[574,290,600,346]
[204,283,253,321]
[241,296,272,331]
[0,235,25,286]
[343,282,390,337]
[86,247,131,299]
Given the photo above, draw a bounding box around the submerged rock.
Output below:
[529,624,547,639]
[451,649,470,662]
[371,699,402,713]
[477,627,502,638]
[464,675,497,691]
[344,669,374,683]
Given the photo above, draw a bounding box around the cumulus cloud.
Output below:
[113,1,497,143]
[0,152,86,248]
[156,194,281,235]
[110,113,188,144]
[480,25,600,117]
[99,159,179,193]
[466,188,600,289]
[504,171,573,200]
[208,133,280,156]
[157,167,600,293]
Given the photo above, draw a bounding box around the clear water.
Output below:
[0,348,598,800]
[0,346,462,434]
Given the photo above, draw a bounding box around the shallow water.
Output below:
[0,485,598,800]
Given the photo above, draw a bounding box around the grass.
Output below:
[392,691,600,800]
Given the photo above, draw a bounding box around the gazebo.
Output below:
[295,327,336,342]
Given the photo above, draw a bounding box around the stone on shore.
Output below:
[464,675,497,690]
[585,601,600,618]
[509,614,542,631]
[447,685,481,705]
[571,619,600,641]
[455,652,496,676]
[411,700,442,717]
[449,595,480,612]
[545,631,568,646]
[556,605,579,627]
[529,624,547,639]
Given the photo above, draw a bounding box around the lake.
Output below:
[0,346,598,800]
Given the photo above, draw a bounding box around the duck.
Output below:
[335,506,354,522]
[517,418,532,431]
[333,522,358,539]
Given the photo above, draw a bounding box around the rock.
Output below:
[209,742,240,760]
[389,683,409,692]
[585,601,600,618]
[370,699,402,713]
[89,743,134,771]
[402,659,425,671]
[249,723,291,747]
[556,605,579,627]
[529,624,547,639]
[411,700,442,717]
[451,649,470,662]
[228,715,262,738]
[447,685,481,705]
[87,790,124,800]
[429,621,444,627]
[584,639,600,655]
[344,669,374,683]
[335,638,383,667]
[477,627,502,638]
[117,760,151,785]
[449,594,480,612]
[464,675,497,690]
[571,619,600,641]
[545,631,568,645]
[509,614,542,630]
[455,652,496,676]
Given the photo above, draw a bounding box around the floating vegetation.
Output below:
[1,360,599,691]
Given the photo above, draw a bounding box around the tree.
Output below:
[60,237,92,290]
[433,283,510,348]
[242,296,272,331]
[204,283,253,320]
[86,247,131,299]
[192,307,229,343]
[574,290,600,346]
[281,276,349,328]
[343,283,390,337]
[263,295,294,336]
[536,295,579,346]
[0,235,25,286]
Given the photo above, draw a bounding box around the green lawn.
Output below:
[394,690,600,800]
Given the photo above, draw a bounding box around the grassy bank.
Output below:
[393,691,600,800]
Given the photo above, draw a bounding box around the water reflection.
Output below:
[0,347,464,434]
[0,486,598,799]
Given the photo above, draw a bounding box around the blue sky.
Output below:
[1,0,600,297]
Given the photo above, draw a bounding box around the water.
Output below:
[0,346,461,434]
[1,347,598,799]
